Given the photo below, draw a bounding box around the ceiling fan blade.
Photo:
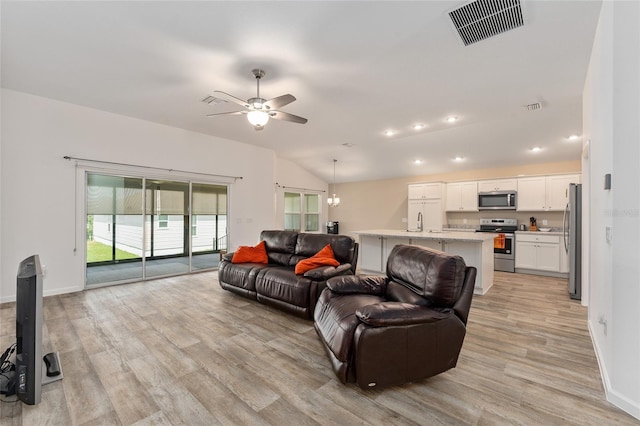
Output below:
[270,111,308,124]
[264,94,296,110]
[213,91,250,108]
[206,111,246,117]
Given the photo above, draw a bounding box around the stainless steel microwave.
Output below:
[478,191,517,210]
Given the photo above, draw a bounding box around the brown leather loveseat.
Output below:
[218,230,358,319]
[314,244,476,389]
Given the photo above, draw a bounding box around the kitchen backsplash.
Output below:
[446,211,565,231]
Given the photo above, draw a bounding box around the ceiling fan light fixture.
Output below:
[247,110,269,126]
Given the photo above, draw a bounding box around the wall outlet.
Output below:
[542,219,548,226]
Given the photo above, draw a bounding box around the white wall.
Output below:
[0,89,323,302]
[583,1,640,419]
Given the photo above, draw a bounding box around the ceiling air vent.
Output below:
[201,95,228,105]
[524,102,542,111]
[449,0,524,46]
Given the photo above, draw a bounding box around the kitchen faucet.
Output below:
[417,211,423,232]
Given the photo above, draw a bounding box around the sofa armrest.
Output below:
[326,275,387,295]
[356,303,451,326]
[222,252,234,262]
[303,263,352,281]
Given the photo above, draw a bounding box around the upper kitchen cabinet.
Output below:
[408,182,444,199]
[477,178,517,193]
[517,174,581,211]
[547,174,581,210]
[445,181,478,211]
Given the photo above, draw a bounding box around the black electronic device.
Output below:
[15,254,44,405]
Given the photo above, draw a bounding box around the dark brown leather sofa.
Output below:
[218,230,358,319]
[314,244,476,389]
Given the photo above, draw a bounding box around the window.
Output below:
[158,214,168,228]
[191,215,197,236]
[284,191,321,232]
[304,194,320,232]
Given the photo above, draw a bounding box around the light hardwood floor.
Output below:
[1,271,638,425]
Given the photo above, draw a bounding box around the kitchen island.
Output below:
[354,229,495,295]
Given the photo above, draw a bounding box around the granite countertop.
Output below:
[353,229,496,242]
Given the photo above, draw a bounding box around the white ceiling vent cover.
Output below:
[449,0,524,46]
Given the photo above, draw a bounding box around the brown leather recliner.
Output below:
[313,244,476,389]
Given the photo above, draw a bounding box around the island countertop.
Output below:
[354,229,495,295]
[353,229,496,242]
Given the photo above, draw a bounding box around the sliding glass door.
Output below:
[191,183,227,271]
[86,173,227,287]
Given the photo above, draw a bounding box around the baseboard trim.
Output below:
[1,285,83,305]
[588,319,640,421]
[514,268,569,279]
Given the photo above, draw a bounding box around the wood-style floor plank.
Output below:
[1,271,638,425]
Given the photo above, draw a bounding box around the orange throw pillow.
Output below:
[231,241,268,264]
[295,244,340,275]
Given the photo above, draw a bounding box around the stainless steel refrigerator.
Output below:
[564,183,582,300]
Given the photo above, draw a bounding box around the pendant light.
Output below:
[328,159,341,207]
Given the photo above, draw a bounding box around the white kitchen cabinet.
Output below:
[515,233,561,272]
[517,174,581,211]
[410,238,443,251]
[359,235,410,273]
[408,182,444,199]
[516,176,547,211]
[408,199,444,232]
[547,174,581,210]
[445,181,478,211]
[477,179,517,193]
[360,235,384,272]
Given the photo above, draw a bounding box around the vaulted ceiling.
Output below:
[1,1,602,182]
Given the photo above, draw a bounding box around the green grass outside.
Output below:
[87,240,139,263]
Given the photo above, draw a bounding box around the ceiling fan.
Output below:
[206,69,308,131]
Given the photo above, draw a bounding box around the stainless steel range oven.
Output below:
[476,218,517,272]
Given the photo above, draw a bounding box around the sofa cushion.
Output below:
[261,230,299,266]
[232,241,268,264]
[255,266,311,308]
[386,245,466,307]
[218,261,272,294]
[295,233,356,265]
[295,244,340,275]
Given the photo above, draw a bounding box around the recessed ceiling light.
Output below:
[453,156,464,162]
[384,129,396,137]
[413,123,426,130]
[530,146,542,153]
[567,134,580,141]
[445,116,458,123]
[414,159,424,165]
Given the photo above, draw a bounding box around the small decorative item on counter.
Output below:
[529,216,537,232]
